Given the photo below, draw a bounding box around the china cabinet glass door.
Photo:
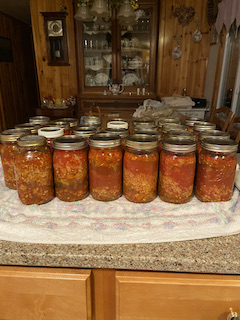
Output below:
[82,17,113,87]
[120,9,151,88]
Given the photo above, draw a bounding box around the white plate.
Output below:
[103,54,112,64]
[122,73,140,85]
[95,73,109,85]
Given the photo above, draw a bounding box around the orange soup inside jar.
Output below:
[53,135,88,201]
[123,134,159,203]
[0,128,30,189]
[158,137,196,204]
[89,133,122,201]
[15,135,54,205]
[195,138,238,202]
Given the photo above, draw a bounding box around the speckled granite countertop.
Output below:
[1,234,240,274]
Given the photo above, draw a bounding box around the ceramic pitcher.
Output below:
[108,83,124,95]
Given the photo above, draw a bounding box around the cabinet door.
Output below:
[0,266,92,320]
[116,271,240,320]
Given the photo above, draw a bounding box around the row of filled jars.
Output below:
[0,114,238,205]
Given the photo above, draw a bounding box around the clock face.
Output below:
[47,20,63,37]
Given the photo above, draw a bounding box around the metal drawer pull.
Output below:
[227,308,239,320]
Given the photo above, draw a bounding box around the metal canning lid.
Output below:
[198,130,231,141]
[38,127,64,138]
[201,137,238,153]
[167,130,197,141]
[184,117,203,127]
[132,119,155,127]
[193,121,216,131]
[126,134,158,150]
[89,132,121,148]
[105,128,128,138]
[162,123,186,134]
[50,120,71,129]
[162,137,196,153]
[73,125,97,137]
[17,135,46,147]
[58,118,79,127]
[134,123,158,130]
[107,120,129,130]
[29,116,50,125]
[0,128,30,142]
[158,118,181,127]
[133,129,162,140]
[82,116,102,126]
[53,135,86,150]
[15,123,41,135]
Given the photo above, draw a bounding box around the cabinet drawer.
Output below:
[116,271,240,320]
[0,266,92,320]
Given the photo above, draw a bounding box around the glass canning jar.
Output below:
[132,129,162,152]
[82,115,102,132]
[38,127,64,151]
[89,133,122,201]
[107,118,129,131]
[197,130,230,154]
[0,128,30,189]
[158,118,181,131]
[123,134,159,203]
[29,115,50,126]
[193,121,216,139]
[53,135,88,201]
[73,125,97,144]
[158,137,197,204]
[105,127,128,150]
[132,119,157,132]
[167,129,197,142]
[195,138,238,202]
[15,123,41,135]
[50,120,72,135]
[15,135,54,205]
[161,123,187,139]
[59,118,79,128]
[183,118,203,132]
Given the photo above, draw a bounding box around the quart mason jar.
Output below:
[29,115,50,126]
[183,118,203,132]
[38,127,64,151]
[167,129,197,142]
[123,134,159,203]
[50,120,72,135]
[73,125,97,145]
[197,130,230,154]
[158,137,196,204]
[89,133,122,201]
[59,118,79,128]
[105,127,128,150]
[15,123,41,135]
[15,135,54,205]
[193,121,216,139]
[0,129,30,189]
[195,138,238,202]
[132,129,162,152]
[158,118,181,131]
[53,136,88,201]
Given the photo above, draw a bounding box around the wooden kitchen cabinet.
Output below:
[1,266,240,320]
[0,266,92,320]
[115,271,240,320]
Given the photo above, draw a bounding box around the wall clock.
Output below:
[41,12,69,66]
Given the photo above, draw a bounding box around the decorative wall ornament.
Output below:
[172,35,182,60]
[173,6,195,26]
[192,18,202,43]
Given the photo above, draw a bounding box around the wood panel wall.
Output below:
[30,0,78,101]
[157,0,211,98]
[30,0,212,102]
[0,12,39,131]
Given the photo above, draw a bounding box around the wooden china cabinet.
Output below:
[74,0,159,118]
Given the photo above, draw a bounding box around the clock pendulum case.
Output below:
[41,12,70,66]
